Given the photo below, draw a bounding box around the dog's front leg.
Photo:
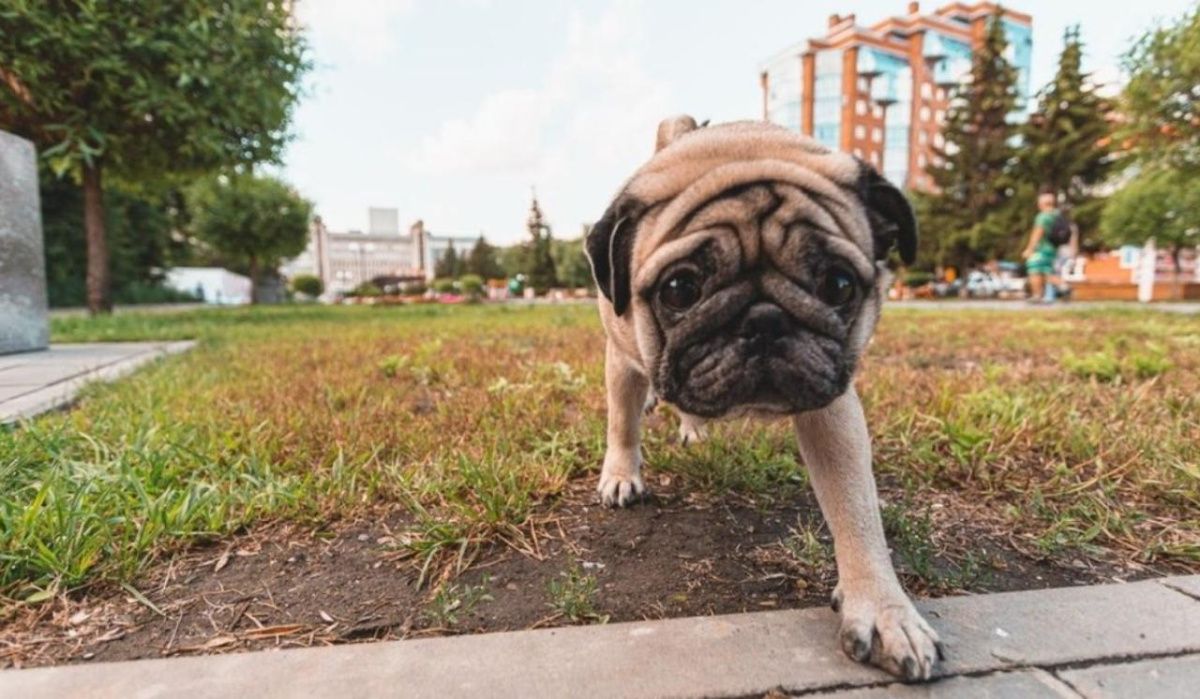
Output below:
[793,387,942,681]
[597,339,649,507]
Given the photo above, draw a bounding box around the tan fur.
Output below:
[593,117,941,681]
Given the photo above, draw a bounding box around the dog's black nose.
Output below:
[738,303,789,339]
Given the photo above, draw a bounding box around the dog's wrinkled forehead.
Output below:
[586,116,916,315]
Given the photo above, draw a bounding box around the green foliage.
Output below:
[0,1,309,312]
[290,274,323,298]
[348,281,382,298]
[921,11,1021,268]
[432,278,457,294]
[1019,27,1115,238]
[458,274,485,296]
[39,172,189,307]
[547,562,606,623]
[425,577,492,627]
[186,172,312,301]
[402,281,428,296]
[1121,4,1200,173]
[1101,168,1200,257]
[465,236,505,279]
[434,243,464,279]
[551,237,595,289]
[524,198,560,294]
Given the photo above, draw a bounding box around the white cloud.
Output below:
[296,0,415,64]
[406,1,671,184]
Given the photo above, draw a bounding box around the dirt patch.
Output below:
[1,473,1156,669]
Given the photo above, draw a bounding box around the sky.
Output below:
[282,0,1196,245]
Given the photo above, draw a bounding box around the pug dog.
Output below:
[585,116,942,681]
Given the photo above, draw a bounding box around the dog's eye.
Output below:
[659,270,702,311]
[818,267,857,307]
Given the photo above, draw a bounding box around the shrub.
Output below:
[402,281,428,296]
[291,274,323,297]
[432,278,456,294]
[349,282,382,298]
[458,274,484,296]
[902,271,934,287]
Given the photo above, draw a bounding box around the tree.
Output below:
[187,173,312,303]
[466,235,505,279]
[291,274,323,298]
[552,234,595,289]
[922,10,1021,269]
[1102,169,1199,276]
[1019,26,1115,235]
[524,195,559,293]
[0,2,308,313]
[1120,4,1200,173]
[435,243,462,279]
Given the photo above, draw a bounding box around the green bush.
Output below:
[349,282,382,298]
[432,278,457,294]
[402,281,428,296]
[458,274,484,296]
[291,274,323,297]
[902,271,935,287]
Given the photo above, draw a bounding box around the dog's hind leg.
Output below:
[676,410,708,446]
[597,339,649,507]
[793,387,942,681]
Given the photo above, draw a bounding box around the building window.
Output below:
[917,153,927,168]
[870,151,880,166]
[856,100,867,116]
[934,132,945,148]
[872,127,882,143]
[853,147,864,157]
[921,83,932,99]
[855,124,866,140]
[858,77,870,91]
[935,109,945,124]
[873,103,883,117]
[920,106,931,122]
[918,131,927,145]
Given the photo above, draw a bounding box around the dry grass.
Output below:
[2,303,1197,613]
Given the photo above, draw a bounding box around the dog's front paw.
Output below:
[677,413,708,446]
[597,450,645,508]
[831,584,943,682]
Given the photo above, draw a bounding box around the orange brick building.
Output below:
[760,2,1032,190]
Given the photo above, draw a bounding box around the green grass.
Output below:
[0,303,1197,603]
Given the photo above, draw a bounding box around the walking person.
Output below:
[1021,192,1071,303]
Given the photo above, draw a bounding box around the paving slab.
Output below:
[1059,654,1200,699]
[0,342,194,424]
[1158,574,1200,602]
[2,577,1199,699]
[809,669,1079,698]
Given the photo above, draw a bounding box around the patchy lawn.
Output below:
[1,303,1197,667]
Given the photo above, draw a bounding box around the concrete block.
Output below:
[0,130,48,354]
[815,669,1078,698]
[1059,654,1200,699]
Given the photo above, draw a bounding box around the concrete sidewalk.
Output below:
[0,342,194,424]
[3,576,1198,698]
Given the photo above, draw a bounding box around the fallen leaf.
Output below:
[214,550,230,573]
[69,610,91,626]
[319,610,334,623]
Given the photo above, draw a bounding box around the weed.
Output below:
[425,576,493,627]
[547,561,607,623]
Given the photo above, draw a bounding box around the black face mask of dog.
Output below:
[586,123,916,419]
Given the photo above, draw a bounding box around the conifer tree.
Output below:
[922,10,1020,268]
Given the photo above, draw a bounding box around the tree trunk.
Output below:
[82,162,112,315]
[248,254,260,304]
[1170,244,1183,301]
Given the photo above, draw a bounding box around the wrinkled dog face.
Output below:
[588,119,916,420]
[644,183,868,417]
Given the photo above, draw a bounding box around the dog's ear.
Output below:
[586,196,644,316]
[857,163,917,265]
[655,115,699,152]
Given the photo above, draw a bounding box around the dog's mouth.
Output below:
[655,301,852,418]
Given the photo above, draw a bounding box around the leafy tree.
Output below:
[435,243,462,278]
[466,235,505,279]
[186,173,312,303]
[922,10,1021,269]
[291,274,323,298]
[498,244,526,279]
[1120,4,1200,173]
[0,2,308,313]
[552,235,595,289]
[1102,169,1199,275]
[1019,26,1115,236]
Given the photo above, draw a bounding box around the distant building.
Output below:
[759,2,1033,189]
[164,267,251,305]
[281,209,476,296]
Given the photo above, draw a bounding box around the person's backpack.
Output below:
[1046,211,1072,246]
